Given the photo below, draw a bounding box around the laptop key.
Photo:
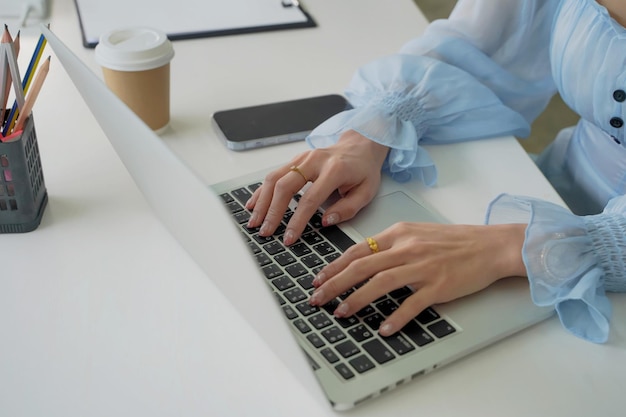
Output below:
[282,305,298,320]
[219,193,234,204]
[226,201,244,214]
[349,355,375,374]
[271,276,295,291]
[295,300,319,316]
[247,182,262,192]
[263,241,285,255]
[253,234,274,244]
[364,313,384,331]
[302,231,323,246]
[274,252,297,266]
[362,339,395,364]
[301,254,324,268]
[335,363,355,380]
[321,347,340,364]
[296,275,315,290]
[427,319,456,338]
[348,324,374,342]
[321,298,341,314]
[401,320,434,347]
[321,326,347,344]
[335,340,360,358]
[308,312,333,330]
[382,333,415,355]
[247,241,261,254]
[309,212,324,229]
[289,242,311,257]
[335,315,359,329]
[262,264,283,279]
[285,262,308,278]
[284,288,307,303]
[255,253,272,267]
[376,299,398,316]
[356,305,375,317]
[325,253,341,263]
[293,319,312,334]
[319,225,356,252]
[313,242,335,256]
[233,211,251,224]
[416,307,440,324]
[231,187,252,205]
[306,333,325,349]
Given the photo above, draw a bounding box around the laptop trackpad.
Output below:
[348,191,444,238]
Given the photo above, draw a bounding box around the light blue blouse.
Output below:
[306,0,626,343]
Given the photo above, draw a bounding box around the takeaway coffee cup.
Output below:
[95,28,175,132]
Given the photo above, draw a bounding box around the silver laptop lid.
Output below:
[40,24,325,401]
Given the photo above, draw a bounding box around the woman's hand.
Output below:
[309,222,528,336]
[246,130,389,245]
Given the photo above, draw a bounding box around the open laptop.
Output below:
[42,25,554,410]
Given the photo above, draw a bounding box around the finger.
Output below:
[310,238,399,307]
[251,162,307,235]
[378,289,433,337]
[309,253,382,307]
[332,265,416,319]
[313,236,383,288]
[282,169,347,245]
[321,179,380,227]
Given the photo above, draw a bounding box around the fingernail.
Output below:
[245,198,253,209]
[312,272,326,287]
[334,302,349,317]
[284,229,296,245]
[379,322,394,336]
[259,221,271,236]
[324,213,339,226]
[309,288,324,306]
[247,212,258,227]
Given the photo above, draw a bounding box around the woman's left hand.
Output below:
[309,221,528,336]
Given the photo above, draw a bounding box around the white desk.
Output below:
[1,1,624,416]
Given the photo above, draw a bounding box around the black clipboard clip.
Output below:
[282,0,300,7]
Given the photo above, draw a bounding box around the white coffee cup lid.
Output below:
[95,28,175,72]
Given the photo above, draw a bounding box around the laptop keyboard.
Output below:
[220,182,457,381]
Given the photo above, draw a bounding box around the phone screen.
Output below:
[212,94,352,150]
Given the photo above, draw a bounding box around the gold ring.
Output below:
[366,237,379,254]
[290,165,309,183]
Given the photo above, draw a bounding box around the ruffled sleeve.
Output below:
[307,0,560,185]
[486,194,626,343]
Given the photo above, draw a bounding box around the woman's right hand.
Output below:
[246,130,390,245]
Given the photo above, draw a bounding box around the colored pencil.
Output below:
[13,56,50,133]
[2,31,47,136]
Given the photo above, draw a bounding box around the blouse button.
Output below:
[610,117,624,128]
[614,90,626,102]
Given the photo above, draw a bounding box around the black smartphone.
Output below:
[211,94,352,151]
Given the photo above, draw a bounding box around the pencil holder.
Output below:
[0,115,48,233]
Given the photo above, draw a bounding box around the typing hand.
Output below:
[245,130,389,245]
[309,222,528,336]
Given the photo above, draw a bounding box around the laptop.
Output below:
[42,25,554,410]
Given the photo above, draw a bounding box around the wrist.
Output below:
[491,223,527,278]
[338,129,389,166]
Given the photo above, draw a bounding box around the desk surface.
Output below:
[1,1,625,416]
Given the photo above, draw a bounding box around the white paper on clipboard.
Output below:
[73,0,316,48]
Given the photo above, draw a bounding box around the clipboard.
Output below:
[73,0,316,49]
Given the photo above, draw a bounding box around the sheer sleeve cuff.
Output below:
[306,106,437,185]
[485,194,614,343]
[306,54,529,186]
